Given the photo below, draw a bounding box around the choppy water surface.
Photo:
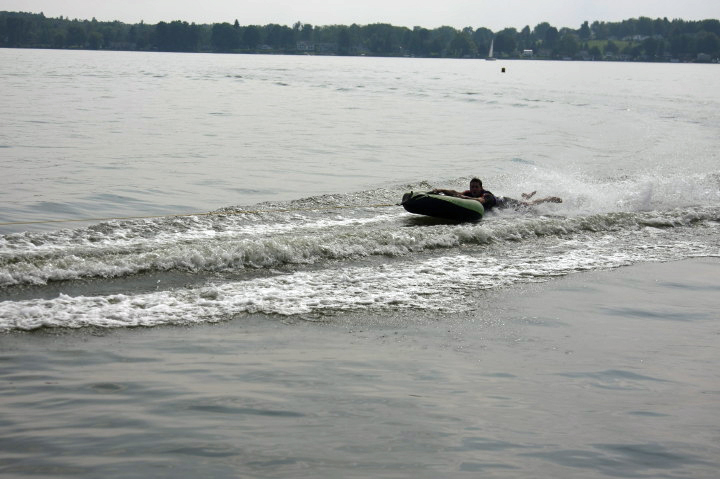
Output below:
[1,49,719,478]
[1,49,719,327]
[1,174,718,329]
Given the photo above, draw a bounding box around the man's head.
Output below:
[469,178,483,196]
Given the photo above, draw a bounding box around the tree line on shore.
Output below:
[2,11,719,62]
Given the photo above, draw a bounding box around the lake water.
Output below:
[1,49,719,478]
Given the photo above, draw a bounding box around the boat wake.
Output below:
[1,173,719,330]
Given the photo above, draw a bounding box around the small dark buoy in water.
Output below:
[501,67,506,73]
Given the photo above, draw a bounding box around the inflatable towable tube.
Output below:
[401,191,484,221]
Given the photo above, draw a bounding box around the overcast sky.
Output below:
[2,0,719,31]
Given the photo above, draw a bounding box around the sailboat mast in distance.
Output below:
[486,37,496,61]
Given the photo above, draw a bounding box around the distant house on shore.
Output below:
[521,49,533,58]
[296,41,338,54]
[296,41,313,52]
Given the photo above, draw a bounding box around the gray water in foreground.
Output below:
[2,258,718,478]
[1,49,719,477]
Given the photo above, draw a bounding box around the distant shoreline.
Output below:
[2,11,719,63]
[4,46,720,66]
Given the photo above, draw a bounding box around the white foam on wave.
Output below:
[2,225,714,331]
[1,201,718,288]
[488,167,720,217]
[0,209,399,256]
[0,211,403,286]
